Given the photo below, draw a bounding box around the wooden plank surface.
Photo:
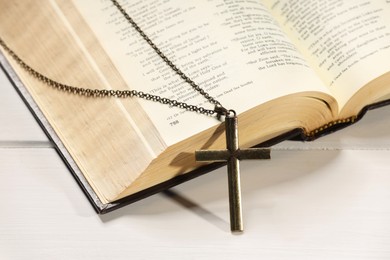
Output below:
[1,148,389,259]
[1,66,390,259]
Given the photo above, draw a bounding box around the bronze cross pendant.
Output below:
[195,113,270,233]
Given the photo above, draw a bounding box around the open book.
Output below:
[1,0,389,211]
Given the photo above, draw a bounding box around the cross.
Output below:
[195,112,270,233]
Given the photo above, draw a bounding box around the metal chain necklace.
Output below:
[0,0,270,233]
[0,38,220,118]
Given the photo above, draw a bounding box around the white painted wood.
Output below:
[1,148,390,259]
[0,67,48,144]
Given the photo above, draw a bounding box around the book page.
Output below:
[266,0,390,109]
[71,0,330,145]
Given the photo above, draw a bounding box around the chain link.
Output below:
[0,1,230,117]
[110,0,223,108]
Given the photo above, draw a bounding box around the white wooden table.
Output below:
[1,67,390,260]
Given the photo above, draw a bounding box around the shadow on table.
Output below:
[98,148,342,231]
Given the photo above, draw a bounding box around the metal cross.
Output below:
[195,113,270,233]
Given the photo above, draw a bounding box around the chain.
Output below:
[111,0,223,109]
[0,0,230,117]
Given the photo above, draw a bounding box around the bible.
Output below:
[0,0,389,212]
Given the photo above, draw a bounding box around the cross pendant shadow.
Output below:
[195,115,270,233]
